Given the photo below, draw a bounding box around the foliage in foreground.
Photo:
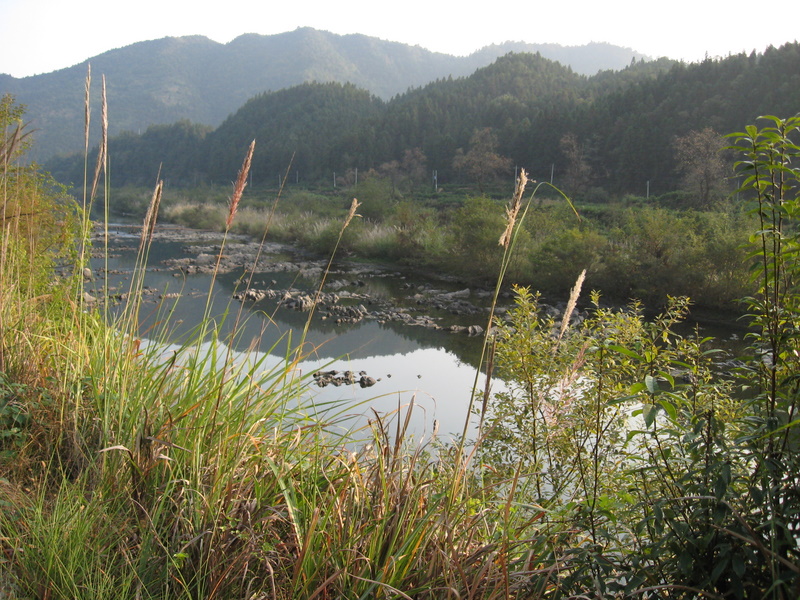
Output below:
[481,114,800,598]
[2,93,800,599]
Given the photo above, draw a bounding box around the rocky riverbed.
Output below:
[88,224,519,337]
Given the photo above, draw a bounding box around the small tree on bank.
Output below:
[673,126,728,207]
[452,127,512,193]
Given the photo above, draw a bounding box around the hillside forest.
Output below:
[0,28,647,162]
[47,42,800,195]
[40,42,800,311]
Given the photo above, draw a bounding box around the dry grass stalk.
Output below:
[0,121,33,168]
[89,76,108,202]
[101,77,108,148]
[557,268,586,344]
[0,123,20,168]
[298,197,361,343]
[499,169,528,248]
[84,65,91,155]
[227,139,255,229]
[341,197,361,232]
[139,180,163,252]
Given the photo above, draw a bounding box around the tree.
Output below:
[399,147,427,191]
[673,127,728,206]
[452,128,512,192]
[559,133,593,198]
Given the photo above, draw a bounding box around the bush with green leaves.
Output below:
[449,196,534,280]
[481,115,800,598]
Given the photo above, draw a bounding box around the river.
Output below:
[89,224,747,443]
[90,224,500,442]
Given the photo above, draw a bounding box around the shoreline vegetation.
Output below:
[109,178,755,316]
[2,80,800,599]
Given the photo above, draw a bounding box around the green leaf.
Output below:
[678,551,692,574]
[731,553,745,578]
[629,382,646,395]
[715,473,728,500]
[608,344,644,361]
[658,370,675,389]
[643,403,657,428]
[710,556,729,582]
[645,375,658,394]
[658,398,678,421]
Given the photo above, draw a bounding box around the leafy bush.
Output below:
[449,196,534,280]
[480,115,800,597]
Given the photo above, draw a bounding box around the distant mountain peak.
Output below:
[1,28,647,161]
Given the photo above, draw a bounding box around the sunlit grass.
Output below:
[0,83,557,598]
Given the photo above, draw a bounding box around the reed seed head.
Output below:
[499,169,528,248]
[89,76,108,202]
[139,180,163,252]
[84,65,91,153]
[342,197,361,231]
[227,139,255,229]
[558,268,586,343]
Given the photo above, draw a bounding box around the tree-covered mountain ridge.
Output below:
[47,42,800,197]
[0,27,647,162]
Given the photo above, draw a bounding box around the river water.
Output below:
[90,224,748,443]
[91,225,498,442]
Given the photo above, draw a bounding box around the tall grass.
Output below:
[0,89,552,599]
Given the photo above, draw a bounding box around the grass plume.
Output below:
[556,267,586,345]
[499,168,528,248]
[226,139,254,230]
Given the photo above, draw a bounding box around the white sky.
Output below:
[1,0,798,78]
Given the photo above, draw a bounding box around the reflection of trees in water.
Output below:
[231,300,484,366]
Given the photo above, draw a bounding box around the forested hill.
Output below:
[0,28,646,162]
[47,43,800,197]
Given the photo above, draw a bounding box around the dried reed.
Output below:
[138,179,163,253]
[298,198,361,345]
[499,169,528,248]
[226,139,255,230]
[342,197,361,232]
[89,76,107,203]
[462,172,530,448]
[557,268,586,345]
[83,64,91,157]
[206,140,256,316]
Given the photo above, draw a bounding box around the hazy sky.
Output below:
[1,0,797,77]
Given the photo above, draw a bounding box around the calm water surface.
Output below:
[92,226,497,441]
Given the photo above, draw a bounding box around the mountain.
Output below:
[46,42,800,198]
[0,28,647,162]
